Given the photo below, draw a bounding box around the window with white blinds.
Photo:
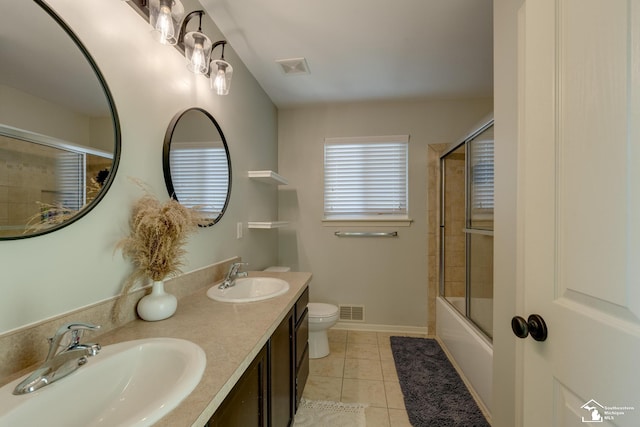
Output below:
[324,135,409,219]
[56,150,85,211]
[468,126,494,226]
[169,142,229,218]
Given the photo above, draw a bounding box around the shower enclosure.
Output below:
[439,118,494,339]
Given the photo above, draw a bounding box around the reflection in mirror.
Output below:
[163,108,231,226]
[0,0,120,239]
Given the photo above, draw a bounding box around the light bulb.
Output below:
[155,5,174,45]
[213,68,227,95]
[211,59,232,95]
[191,43,207,73]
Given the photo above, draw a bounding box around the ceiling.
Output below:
[200,0,494,108]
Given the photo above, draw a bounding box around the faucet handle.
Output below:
[46,322,100,360]
[231,261,248,269]
[229,262,248,275]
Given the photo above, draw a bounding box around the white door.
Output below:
[518,0,640,425]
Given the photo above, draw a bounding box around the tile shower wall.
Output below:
[0,135,113,237]
[0,135,59,235]
[442,150,466,299]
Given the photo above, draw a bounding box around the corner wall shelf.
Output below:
[247,221,289,229]
[248,170,289,185]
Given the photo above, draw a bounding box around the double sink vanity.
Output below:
[0,270,311,426]
[1,1,308,425]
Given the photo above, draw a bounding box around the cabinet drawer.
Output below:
[295,310,308,366]
[295,287,309,325]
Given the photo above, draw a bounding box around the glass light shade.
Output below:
[211,59,233,95]
[149,0,184,45]
[184,31,212,74]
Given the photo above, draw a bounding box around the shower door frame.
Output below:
[439,115,494,337]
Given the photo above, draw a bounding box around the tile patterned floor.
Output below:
[301,329,429,427]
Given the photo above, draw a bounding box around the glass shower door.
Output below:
[466,125,494,338]
[439,119,494,339]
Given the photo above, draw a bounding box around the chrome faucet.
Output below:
[219,262,248,289]
[13,322,101,395]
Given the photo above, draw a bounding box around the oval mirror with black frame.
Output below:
[163,108,232,226]
[0,0,121,240]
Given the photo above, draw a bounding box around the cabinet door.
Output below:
[269,309,294,427]
[208,346,268,427]
[295,309,309,410]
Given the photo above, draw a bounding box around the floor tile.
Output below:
[384,381,406,409]
[341,378,387,407]
[379,344,395,361]
[344,358,383,380]
[365,406,391,427]
[381,358,399,381]
[346,342,380,360]
[388,408,413,427]
[299,328,440,426]
[302,376,342,402]
[309,356,344,378]
[328,339,347,357]
[347,330,379,344]
[327,328,347,343]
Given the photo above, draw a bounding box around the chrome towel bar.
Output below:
[334,231,398,237]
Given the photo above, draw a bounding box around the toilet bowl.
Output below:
[308,303,339,359]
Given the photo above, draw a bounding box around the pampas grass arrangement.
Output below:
[114,180,200,320]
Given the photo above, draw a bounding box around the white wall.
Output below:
[278,99,492,328]
[0,0,279,334]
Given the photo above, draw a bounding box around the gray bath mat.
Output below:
[390,336,490,427]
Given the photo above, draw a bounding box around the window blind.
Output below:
[169,142,229,217]
[324,135,408,218]
[56,150,85,211]
[469,134,494,212]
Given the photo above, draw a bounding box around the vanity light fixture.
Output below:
[125,1,233,95]
[178,12,233,94]
[148,0,184,45]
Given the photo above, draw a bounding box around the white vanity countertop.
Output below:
[95,271,311,427]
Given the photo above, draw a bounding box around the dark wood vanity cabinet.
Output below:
[269,308,295,427]
[294,287,309,410]
[207,287,309,427]
[208,345,268,427]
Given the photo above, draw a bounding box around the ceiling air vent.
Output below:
[276,57,310,75]
[339,305,365,322]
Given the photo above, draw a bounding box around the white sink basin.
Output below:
[0,337,206,427]
[207,277,290,302]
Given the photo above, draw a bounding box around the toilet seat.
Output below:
[308,303,339,318]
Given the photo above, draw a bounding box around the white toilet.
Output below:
[307,302,339,359]
[263,266,339,359]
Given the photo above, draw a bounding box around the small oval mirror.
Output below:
[163,108,232,226]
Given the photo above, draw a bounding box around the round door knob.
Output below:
[511,314,548,342]
[511,316,529,338]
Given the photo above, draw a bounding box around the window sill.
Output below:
[322,218,413,227]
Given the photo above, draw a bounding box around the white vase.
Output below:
[137,280,177,321]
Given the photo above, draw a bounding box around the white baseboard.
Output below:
[333,322,430,335]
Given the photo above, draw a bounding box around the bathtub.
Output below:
[436,296,493,416]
